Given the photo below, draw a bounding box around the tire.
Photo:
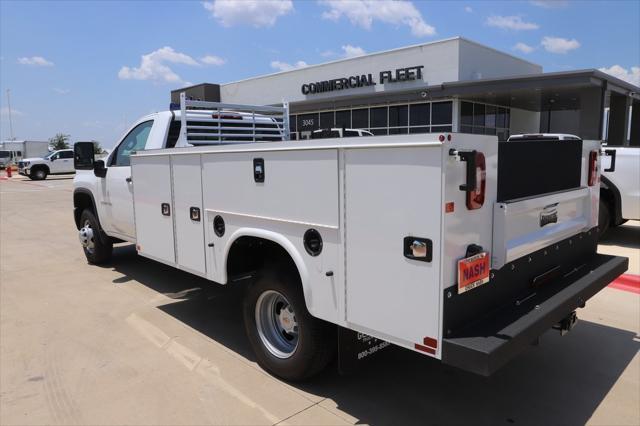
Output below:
[598,199,611,237]
[243,267,335,381]
[79,209,113,264]
[31,168,48,180]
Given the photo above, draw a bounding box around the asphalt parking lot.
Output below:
[1,175,639,426]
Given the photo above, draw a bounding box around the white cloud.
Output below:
[200,55,226,66]
[541,36,580,54]
[203,0,293,28]
[53,88,70,95]
[530,0,568,8]
[486,15,539,31]
[17,56,54,67]
[0,107,24,117]
[341,44,366,58]
[513,42,535,54]
[464,6,473,13]
[270,60,309,72]
[599,65,640,87]
[320,0,435,37]
[118,46,199,84]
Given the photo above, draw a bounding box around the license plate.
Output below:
[457,252,490,294]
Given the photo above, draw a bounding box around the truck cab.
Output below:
[73,112,176,241]
[0,150,18,169]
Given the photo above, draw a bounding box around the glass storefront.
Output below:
[290,100,453,140]
[289,99,510,141]
[459,101,510,141]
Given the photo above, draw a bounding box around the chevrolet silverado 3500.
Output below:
[72,95,628,380]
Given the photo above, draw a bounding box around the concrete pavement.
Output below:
[1,176,638,425]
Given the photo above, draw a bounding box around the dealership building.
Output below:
[174,37,640,145]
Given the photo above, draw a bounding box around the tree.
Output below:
[92,141,105,155]
[49,133,70,150]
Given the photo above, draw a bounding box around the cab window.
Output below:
[60,151,74,159]
[50,152,60,160]
[110,120,154,167]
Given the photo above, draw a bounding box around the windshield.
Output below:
[44,152,55,159]
[0,151,10,158]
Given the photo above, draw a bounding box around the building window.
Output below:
[336,110,351,128]
[410,103,430,126]
[352,108,369,129]
[460,101,509,139]
[320,111,335,129]
[370,107,388,134]
[297,113,319,133]
[389,105,408,133]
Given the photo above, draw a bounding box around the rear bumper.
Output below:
[441,253,628,376]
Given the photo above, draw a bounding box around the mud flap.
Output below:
[337,327,391,374]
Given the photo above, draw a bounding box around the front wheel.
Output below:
[31,168,48,180]
[79,209,113,264]
[243,268,335,381]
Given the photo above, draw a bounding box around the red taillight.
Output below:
[588,150,598,186]
[467,152,486,210]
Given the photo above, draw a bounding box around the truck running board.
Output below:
[441,254,628,376]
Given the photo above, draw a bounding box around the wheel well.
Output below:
[600,186,619,226]
[73,191,95,229]
[227,236,299,283]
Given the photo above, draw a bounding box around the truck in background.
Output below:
[600,146,640,233]
[0,140,49,166]
[18,149,75,180]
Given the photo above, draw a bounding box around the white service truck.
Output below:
[19,148,75,180]
[72,96,628,380]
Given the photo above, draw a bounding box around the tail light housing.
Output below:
[467,152,486,210]
[588,150,598,186]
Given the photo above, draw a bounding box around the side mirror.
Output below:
[94,160,107,178]
[74,142,95,170]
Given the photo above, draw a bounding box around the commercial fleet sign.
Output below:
[300,65,425,95]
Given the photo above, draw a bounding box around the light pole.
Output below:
[6,89,15,140]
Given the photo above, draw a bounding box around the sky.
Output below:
[1,0,639,148]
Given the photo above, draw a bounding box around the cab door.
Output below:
[48,152,63,173]
[58,150,74,172]
[100,120,155,240]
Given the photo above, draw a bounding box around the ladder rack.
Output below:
[176,92,290,147]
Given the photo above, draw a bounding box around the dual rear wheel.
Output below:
[243,268,335,381]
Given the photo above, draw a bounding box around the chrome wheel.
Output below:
[255,290,299,358]
[79,219,95,254]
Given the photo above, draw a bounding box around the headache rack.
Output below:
[176,92,290,147]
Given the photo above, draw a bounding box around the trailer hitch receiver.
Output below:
[553,311,577,336]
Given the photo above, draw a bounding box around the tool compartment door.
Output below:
[345,146,443,353]
[131,154,176,265]
[172,154,206,276]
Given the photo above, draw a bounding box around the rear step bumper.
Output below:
[441,254,628,376]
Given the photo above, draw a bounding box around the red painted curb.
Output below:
[608,274,640,294]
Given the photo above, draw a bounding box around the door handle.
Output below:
[125,177,132,183]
